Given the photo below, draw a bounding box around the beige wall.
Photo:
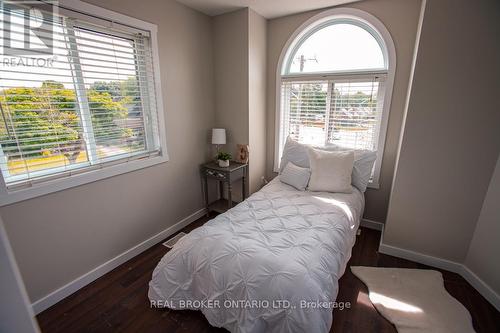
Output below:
[0,216,40,333]
[214,8,267,196]
[213,9,248,202]
[214,9,249,157]
[465,154,500,295]
[265,0,423,222]
[0,0,215,303]
[384,0,500,262]
[248,9,267,193]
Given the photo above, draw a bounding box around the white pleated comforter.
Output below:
[148,178,364,333]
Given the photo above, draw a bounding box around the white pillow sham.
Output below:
[279,136,310,173]
[307,148,354,193]
[279,137,376,192]
[279,162,311,191]
[323,144,377,192]
[351,150,377,192]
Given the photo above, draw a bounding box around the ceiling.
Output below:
[175,0,359,19]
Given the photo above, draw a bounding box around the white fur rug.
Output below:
[350,267,475,333]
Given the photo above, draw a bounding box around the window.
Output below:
[276,9,395,187]
[0,1,167,204]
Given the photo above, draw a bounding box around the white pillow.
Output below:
[279,162,311,191]
[351,150,377,192]
[324,144,377,192]
[279,137,376,192]
[279,137,310,173]
[307,148,354,193]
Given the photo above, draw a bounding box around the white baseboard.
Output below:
[360,218,384,231]
[379,242,500,311]
[32,208,207,315]
[460,265,500,311]
[378,242,463,272]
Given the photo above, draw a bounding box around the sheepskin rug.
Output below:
[350,267,475,333]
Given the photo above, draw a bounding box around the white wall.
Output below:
[384,0,500,262]
[0,0,215,304]
[465,154,500,295]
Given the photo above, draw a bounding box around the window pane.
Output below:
[282,81,329,146]
[0,6,161,189]
[0,21,89,183]
[281,79,384,153]
[74,27,147,160]
[328,81,381,150]
[288,23,385,74]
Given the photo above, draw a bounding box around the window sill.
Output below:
[0,153,169,206]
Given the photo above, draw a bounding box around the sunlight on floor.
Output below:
[356,290,374,308]
[357,291,423,313]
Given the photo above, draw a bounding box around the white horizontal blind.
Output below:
[281,80,329,146]
[0,3,160,189]
[280,76,385,152]
[328,78,385,150]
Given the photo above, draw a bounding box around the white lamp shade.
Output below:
[212,128,226,145]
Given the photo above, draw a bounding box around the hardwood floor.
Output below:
[37,214,500,333]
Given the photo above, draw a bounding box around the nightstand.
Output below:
[201,161,248,215]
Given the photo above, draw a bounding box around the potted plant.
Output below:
[216,151,231,167]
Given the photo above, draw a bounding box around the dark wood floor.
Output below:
[37,214,500,333]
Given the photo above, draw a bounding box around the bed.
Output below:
[148,177,364,333]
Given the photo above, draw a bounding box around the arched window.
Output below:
[275,8,395,187]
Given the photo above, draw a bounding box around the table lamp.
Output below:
[212,128,226,154]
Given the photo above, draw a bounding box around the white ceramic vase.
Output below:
[218,159,229,167]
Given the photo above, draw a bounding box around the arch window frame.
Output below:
[274,8,396,189]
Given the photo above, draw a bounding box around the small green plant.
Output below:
[216,151,231,161]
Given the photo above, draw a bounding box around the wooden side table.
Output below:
[201,161,248,215]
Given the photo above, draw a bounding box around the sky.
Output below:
[288,23,385,74]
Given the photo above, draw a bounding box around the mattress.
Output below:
[148,178,364,333]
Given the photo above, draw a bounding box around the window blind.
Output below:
[0,3,161,189]
[280,76,385,152]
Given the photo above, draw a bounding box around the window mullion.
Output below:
[135,35,156,152]
[64,19,98,164]
[373,80,386,150]
[324,81,334,145]
[283,83,291,144]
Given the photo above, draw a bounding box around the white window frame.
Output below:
[274,8,396,189]
[0,0,168,205]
